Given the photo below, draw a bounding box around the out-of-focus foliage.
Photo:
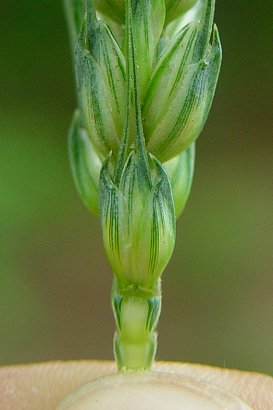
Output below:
[0,0,272,374]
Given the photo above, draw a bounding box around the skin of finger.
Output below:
[0,361,272,410]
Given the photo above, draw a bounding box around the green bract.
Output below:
[164,143,195,218]
[128,0,165,103]
[100,152,175,291]
[143,0,222,161]
[68,110,102,215]
[75,1,126,158]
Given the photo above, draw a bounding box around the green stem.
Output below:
[112,281,162,371]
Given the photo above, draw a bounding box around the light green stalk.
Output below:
[65,0,222,371]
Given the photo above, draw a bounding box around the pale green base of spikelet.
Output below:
[112,282,161,370]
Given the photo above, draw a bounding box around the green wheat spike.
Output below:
[65,0,222,370]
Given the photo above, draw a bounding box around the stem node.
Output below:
[112,282,162,370]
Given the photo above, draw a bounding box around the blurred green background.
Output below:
[1,1,272,375]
